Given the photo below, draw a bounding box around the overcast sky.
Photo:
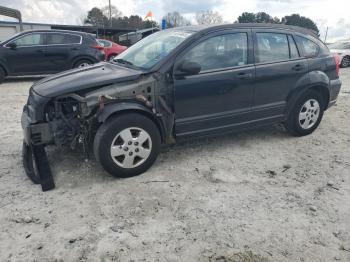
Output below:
[1,0,349,41]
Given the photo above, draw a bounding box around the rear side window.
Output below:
[12,33,44,47]
[98,39,112,48]
[47,33,81,45]
[294,36,319,57]
[256,33,290,63]
[183,33,248,72]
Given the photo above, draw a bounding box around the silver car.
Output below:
[328,41,350,67]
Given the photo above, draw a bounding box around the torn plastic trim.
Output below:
[22,141,55,191]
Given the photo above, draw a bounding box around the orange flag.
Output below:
[144,11,153,20]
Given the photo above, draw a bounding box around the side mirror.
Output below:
[175,61,201,76]
[7,42,17,49]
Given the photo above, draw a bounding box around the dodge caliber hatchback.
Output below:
[0,29,105,83]
[21,24,341,190]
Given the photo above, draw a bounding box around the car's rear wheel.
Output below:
[0,67,5,84]
[284,90,325,136]
[341,56,350,67]
[93,113,161,178]
[74,59,93,68]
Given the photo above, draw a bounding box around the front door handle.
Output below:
[237,72,253,80]
[37,49,46,53]
[292,64,305,71]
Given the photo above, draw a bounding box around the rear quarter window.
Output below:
[47,33,81,45]
[294,36,319,57]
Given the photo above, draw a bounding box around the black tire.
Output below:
[284,90,325,137]
[340,56,350,68]
[73,59,93,68]
[0,67,5,84]
[108,54,117,61]
[93,113,161,178]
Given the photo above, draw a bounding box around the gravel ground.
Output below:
[0,70,349,262]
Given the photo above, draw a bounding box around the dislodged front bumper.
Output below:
[21,106,53,146]
[21,106,55,191]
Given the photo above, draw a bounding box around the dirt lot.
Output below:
[0,70,349,262]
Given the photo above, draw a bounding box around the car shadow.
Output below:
[45,123,293,188]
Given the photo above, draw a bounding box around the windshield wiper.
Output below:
[115,58,134,66]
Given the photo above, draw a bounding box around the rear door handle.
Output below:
[237,72,253,80]
[37,49,46,53]
[292,64,305,71]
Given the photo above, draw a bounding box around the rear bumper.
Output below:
[21,106,53,145]
[327,78,342,109]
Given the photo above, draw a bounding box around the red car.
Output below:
[97,39,127,61]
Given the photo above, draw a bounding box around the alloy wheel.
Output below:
[110,127,152,169]
[298,99,320,129]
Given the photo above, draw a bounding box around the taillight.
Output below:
[333,54,340,76]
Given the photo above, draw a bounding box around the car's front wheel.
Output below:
[93,113,161,178]
[284,90,325,136]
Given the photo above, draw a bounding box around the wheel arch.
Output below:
[71,56,97,68]
[97,102,166,143]
[286,84,330,115]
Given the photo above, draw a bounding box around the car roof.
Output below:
[173,23,319,39]
[16,29,88,36]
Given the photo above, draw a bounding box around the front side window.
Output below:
[11,33,44,47]
[256,33,290,63]
[182,33,248,72]
[294,36,319,57]
[47,33,81,45]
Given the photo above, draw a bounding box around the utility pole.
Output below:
[108,0,112,27]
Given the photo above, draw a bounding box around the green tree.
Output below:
[281,14,319,35]
[237,12,256,23]
[255,12,279,23]
[237,12,279,23]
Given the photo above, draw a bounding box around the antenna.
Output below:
[324,26,328,43]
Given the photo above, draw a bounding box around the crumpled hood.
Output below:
[32,62,143,98]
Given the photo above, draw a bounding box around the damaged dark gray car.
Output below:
[21,24,341,191]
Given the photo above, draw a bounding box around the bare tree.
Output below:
[101,5,122,27]
[101,5,122,19]
[195,10,223,25]
[163,11,191,28]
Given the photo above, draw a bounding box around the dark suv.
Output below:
[21,24,341,190]
[0,29,105,82]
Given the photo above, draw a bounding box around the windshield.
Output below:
[328,42,350,50]
[115,29,194,69]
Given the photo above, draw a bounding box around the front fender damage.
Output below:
[23,72,176,191]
